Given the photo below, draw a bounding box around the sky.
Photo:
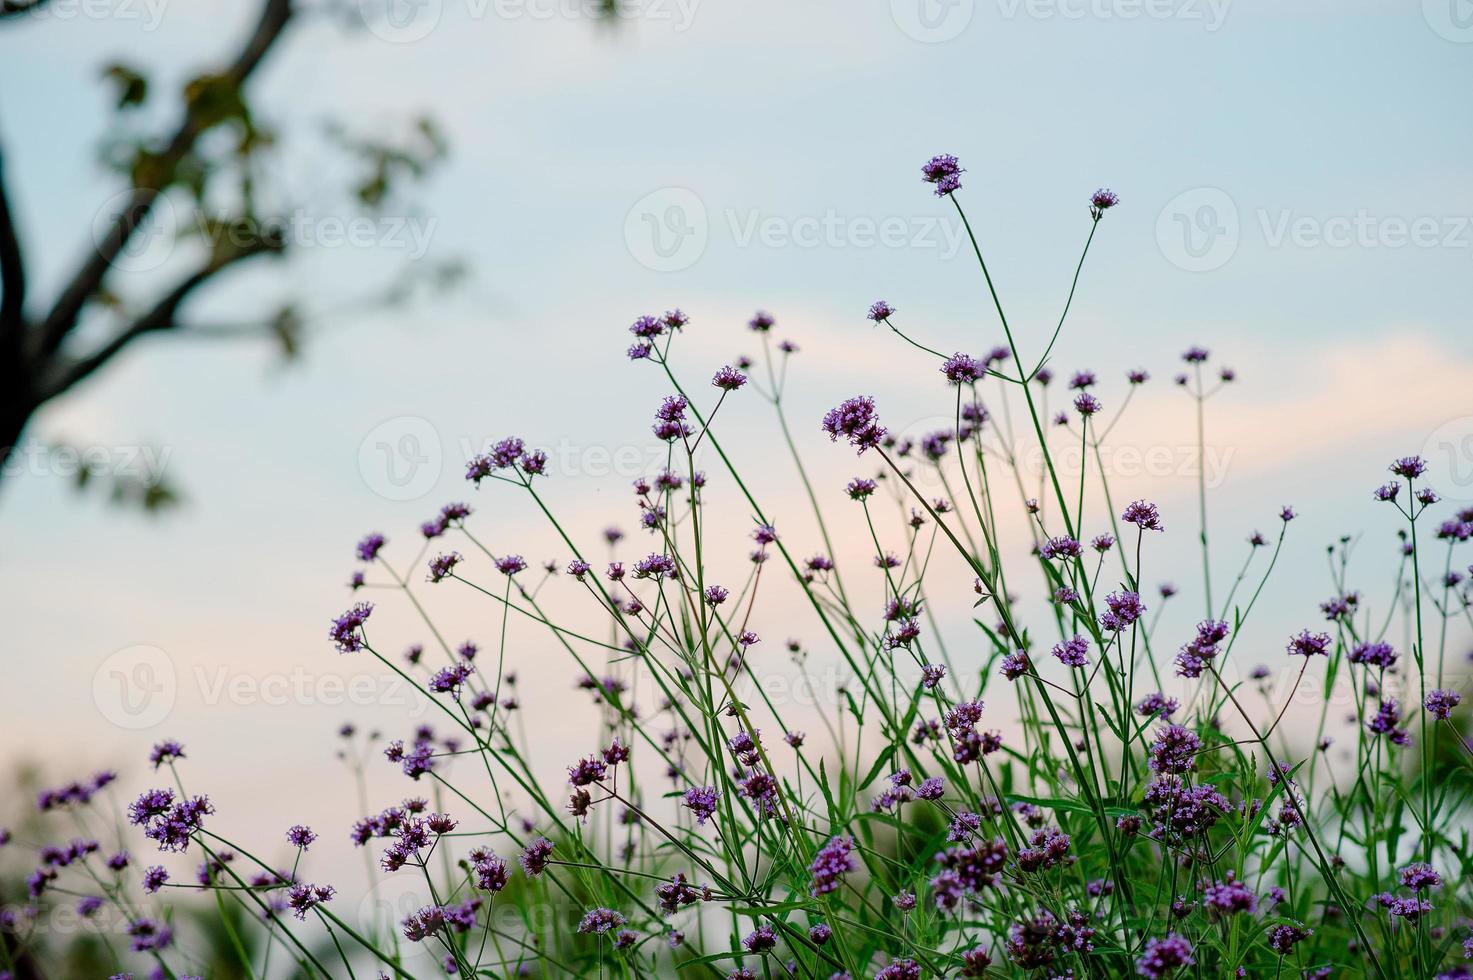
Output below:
[2,0,1472,948]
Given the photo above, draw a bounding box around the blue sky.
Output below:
[2,0,1471,915]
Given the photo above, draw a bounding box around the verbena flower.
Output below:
[921,154,963,196]
[809,835,855,896]
[822,396,886,454]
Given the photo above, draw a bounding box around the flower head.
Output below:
[921,154,964,196]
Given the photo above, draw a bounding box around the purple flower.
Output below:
[867,300,894,321]
[1135,692,1179,719]
[1051,635,1090,668]
[712,365,747,391]
[942,352,986,384]
[921,663,947,689]
[1266,922,1312,956]
[1122,500,1163,531]
[142,865,168,893]
[427,552,461,583]
[149,740,185,769]
[742,925,777,953]
[822,396,886,454]
[1287,629,1332,657]
[1349,640,1398,668]
[1399,862,1442,891]
[683,786,719,825]
[128,917,174,952]
[1041,536,1082,560]
[632,553,677,579]
[329,602,373,652]
[1089,188,1119,217]
[578,907,627,935]
[1203,872,1257,916]
[1073,392,1102,417]
[495,555,527,576]
[846,477,877,499]
[1425,688,1461,720]
[1101,590,1145,632]
[809,835,855,896]
[1149,725,1201,774]
[356,533,386,562]
[921,154,964,196]
[1182,346,1210,364]
[809,923,832,945]
[1000,652,1030,680]
[748,311,775,332]
[1390,455,1428,479]
[286,825,317,850]
[1135,933,1193,978]
[519,837,554,877]
[286,882,335,921]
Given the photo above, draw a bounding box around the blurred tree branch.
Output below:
[0,0,459,510]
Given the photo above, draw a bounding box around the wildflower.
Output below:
[1135,933,1193,978]
[142,866,168,893]
[1041,536,1082,560]
[287,882,335,920]
[128,918,174,953]
[1400,862,1441,891]
[1122,500,1163,531]
[1425,688,1461,720]
[1089,188,1119,219]
[1203,872,1257,916]
[1390,456,1428,479]
[1267,922,1312,956]
[809,835,855,896]
[1000,652,1029,680]
[1351,643,1401,674]
[1074,392,1102,417]
[1374,482,1400,502]
[1182,346,1210,363]
[703,585,728,606]
[1135,692,1180,719]
[1052,635,1090,668]
[683,786,719,825]
[942,352,986,384]
[748,311,775,332]
[921,154,964,196]
[329,602,373,653]
[921,663,946,689]
[917,777,945,800]
[809,923,832,945]
[712,365,747,390]
[471,852,508,892]
[1091,532,1115,552]
[654,872,711,916]
[356,533,386,562]
[1100,590,1145,631]
[1287,629,1332,657]
[867,300,894,321]
[632,553,677,579]
[149,739,185,769]
[427,552,461,583]
[578,908,626,935]
[822,396,886,454]
[742,925,777,953]
[495,554,526,576]
[1149,725,1201,774]
[875,959,921,980]
[286,825,317,850]
[519,837,554,877]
